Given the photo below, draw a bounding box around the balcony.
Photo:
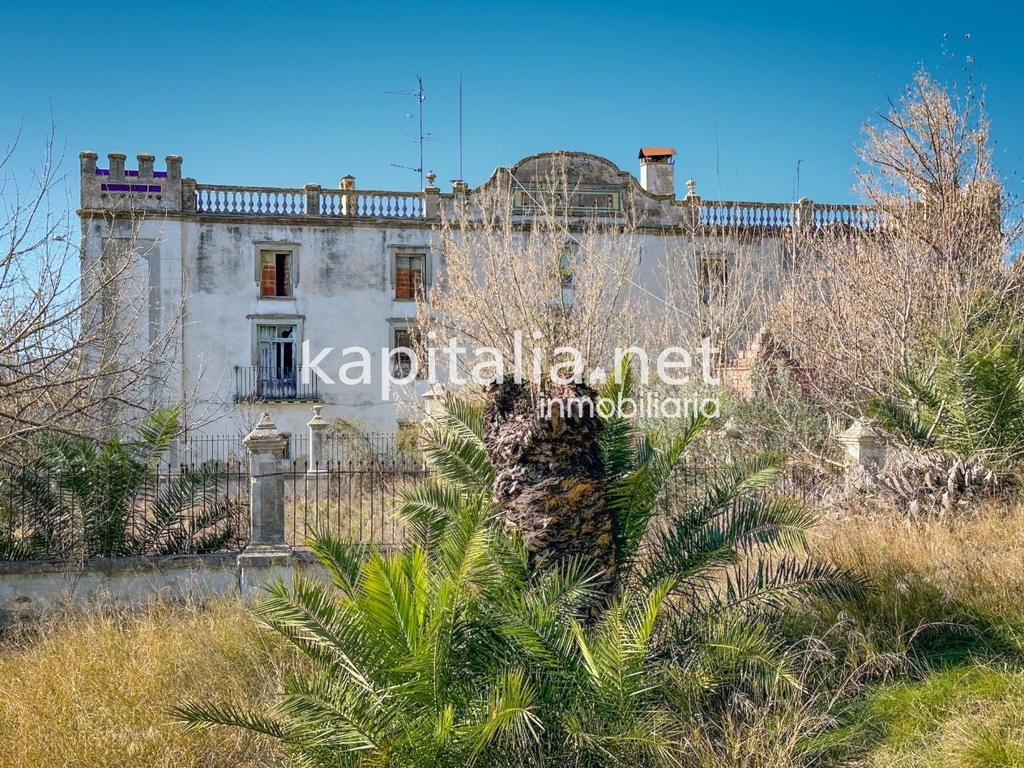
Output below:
[235,366,320,403]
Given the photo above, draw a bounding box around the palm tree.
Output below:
[869,335,1024,513]
[177,505,689,765]
[177,366,862,765]
[873,337,1024,476]
[0,406,237,559]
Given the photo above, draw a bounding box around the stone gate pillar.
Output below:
[307,404,328,474]
[238,413,293,597]
[836,418,888,471]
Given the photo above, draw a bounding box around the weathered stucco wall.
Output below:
[181,218,435,440]
[78,149,801,440]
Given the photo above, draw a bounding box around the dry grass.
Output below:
[3,499,1024,767]
[818,499,1024,621]
[283,476,413,548]
[759,499,1024,766]
[0,598,293,768]
[797,499,1024,668]
[285,494,407,548]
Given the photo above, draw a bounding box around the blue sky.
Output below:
[1,1,1020,205]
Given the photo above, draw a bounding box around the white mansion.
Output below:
[77,147,875,443]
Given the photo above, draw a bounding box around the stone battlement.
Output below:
[79,151,184,213]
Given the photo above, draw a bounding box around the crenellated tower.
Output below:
[79,151,184,213]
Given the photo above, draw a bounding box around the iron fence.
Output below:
[177,433,310,467]
[658,459,832,517]
[282,459,426,548]
[1,431,831,562]
[0,460,249,560]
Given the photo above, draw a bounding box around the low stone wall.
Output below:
[0,552,299,615]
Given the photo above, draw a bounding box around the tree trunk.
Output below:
[482,380,615,583]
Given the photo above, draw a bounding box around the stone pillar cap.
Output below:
[244,412,288,449]
[307,404,328,427]
[836,417,886,442]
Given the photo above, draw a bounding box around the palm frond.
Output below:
[642,460,804,588]
[606,416,708,574]
[671,618,799,696]
[252,574,377,692]
[397,478,487,548]
[420,398,495,491]
[173,700,288,738]
[871,395,934,447]
[467,668,544,761]
[133,404,183,462]
[598,353,639,481]
[306,531,370,598]
[717,557,869,616]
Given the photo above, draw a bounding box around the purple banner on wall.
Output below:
[101,183,162,193]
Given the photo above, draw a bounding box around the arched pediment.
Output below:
[476,151,642,215]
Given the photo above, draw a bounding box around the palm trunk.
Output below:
[483,380,615,583]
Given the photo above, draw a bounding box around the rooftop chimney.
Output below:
[638,147,676,197]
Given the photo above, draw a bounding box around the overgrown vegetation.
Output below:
[175,371,863,765]
[5,502,1024,766]
[0,406,241,560]
[5,64,1024,768]
[776,66,1020,411]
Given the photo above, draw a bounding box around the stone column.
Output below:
[164,154,182,181]
[181,177,197,213]
[340,175,356,216]
[137,153,155,178]
[307,404,328,474]
[424,171,440,219]
[80,150,98,176]
[450,179,468,215]
[794,197,815,230]
[108,152,126,179]
[242,413,290,550]
[238,413,293,598]
[304,183,322,216]
[683,179,701,230]
[165,155,183,211]
[80,151,99,208]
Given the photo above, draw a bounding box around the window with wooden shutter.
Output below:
[394,254,424,300]
[260,252,292,297]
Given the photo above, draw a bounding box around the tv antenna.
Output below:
[458,73,464,181]
[386,75,438,188]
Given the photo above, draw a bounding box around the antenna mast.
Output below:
[386,75,429,188]
[459,73,464,181]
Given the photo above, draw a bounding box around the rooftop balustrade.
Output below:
[194,185,427,219]
[189,181,879,230]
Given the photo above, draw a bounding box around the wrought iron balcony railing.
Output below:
[234,366,320,403]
